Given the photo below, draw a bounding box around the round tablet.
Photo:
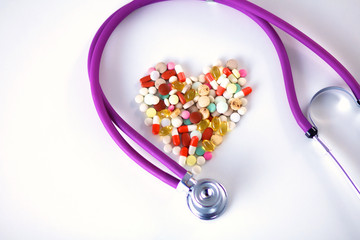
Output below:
[150,70,160,80]
[195,146,205,156]
[227,84,237,94]
[203,152,213,161]
[189,112,202,124]
[146,108,156,118]
[230,112,241,122]
[186,156,197,166]
[155,78,166,89]
[180,110,190,119]
[144,94,154,105]
[226,59,238,70]
[171,117,183,128]
[144,118,153,126]
[198,96,210,108]
[199,108,210,119]
[238,107,247,115]
[192,165,202,174]
[158,84,170,95]
[161,118,171,127]
[169,95,179,105]
[214,96,226,104]
[216,101,228,114]
[155,62,167,73]
[162,135,171,144]
[198,84,210,96]
[139,87,148,96]
[197,156,206,166]
[135,94,144,104]
[172,146,181,155]
[210,134,223,146]
[163,144,172,153]
[207,103,216,113]
[151,96,160,105]
[139,103,148,112]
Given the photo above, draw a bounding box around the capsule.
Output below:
[234,86,252,98]
[216,77,229,96]
[210,66,221,80]
[171,81,185,91]
[205,73,218,90]
[210,116,220,131]
[184,89,196,102]
[218,121,228,136]
[179,147,188,166]
[222,67,232,77]
[176,91,186,104]
[172,128,180,146]
[175,65,186,82]
[157,109,171,119]
[159,126,173,136]
[178,124,197,133]
[202,140,215,152]
[152,116,160,135]
[197,119,210,132]
[189,136,199,155]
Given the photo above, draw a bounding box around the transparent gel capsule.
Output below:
[210,116,220,131]
[171,81,185,91]
[210,66,221,80]
[219,121,228,136]
[185,89,196,102]
[158,109,171,119]
[202,140,215,152]
[159,126,173,136]
[197,119,210,132]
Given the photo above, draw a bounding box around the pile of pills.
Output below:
[135,59,252,175]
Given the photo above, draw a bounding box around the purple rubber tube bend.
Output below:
[88,0,360,188]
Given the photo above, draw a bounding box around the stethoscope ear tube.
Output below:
[88,0,360,218]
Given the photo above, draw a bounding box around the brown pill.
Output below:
[153,100,166,111]
[189,112,202,124]
[202,127,213,140]
[158,84,170,95]
[155,62,167,73]
[199,108,210,119]
[229,98,242,110]
[181,133,191,147]
[226,59,238,70]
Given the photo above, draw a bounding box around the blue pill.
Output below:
[195,146,205,156]
[207,103,216,113]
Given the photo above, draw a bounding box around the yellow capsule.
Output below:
[197,119,210,132]
[202,140,215,152]
[210,116,220,131]
[159,126,173,136]
[184,89,196,102]
[219,121,228,136]
[171,81,185,91]
[158,109,171,119]
[210,66,221,80]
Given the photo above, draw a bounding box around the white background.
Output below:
[1,0,360,239]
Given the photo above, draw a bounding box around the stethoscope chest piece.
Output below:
[187,179,228,220]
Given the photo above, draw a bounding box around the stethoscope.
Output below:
[87,0,360,220]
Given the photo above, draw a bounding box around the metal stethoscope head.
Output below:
[180,172,228,220]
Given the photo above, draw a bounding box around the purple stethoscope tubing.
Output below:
[88,0,360,188]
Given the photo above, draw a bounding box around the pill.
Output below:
[158,109,171,118]
[192,165,202,174]
[210,134,223,146]
[238,77,247,86]
[227,84,237,94]
[241,98,248,106]
[214,96,226,104]
[155,62,167,73]
[152,116,160,135]
[146,108,156,118]
[238,106,247,115]
[181,84,191,94]
[168,104,175,111]
[234,86,252,98]
[135,94,144,103]
[159,126,172,136]
[222,67,232,77]
[163,144,173,153]
[169,95,179,105]
[195,146,205,156]
[139,88,148,96]
[184,89,196,101]
[219,115,228,122]
[190,130,202,140]
[228,121,236,131]
[155,78,166,88]
[223,90,233,99]
[197,156,206,165]
[144,118,153,126]
[217,74,227,85]
[207,103,216,113]
[210,116,220,131]
[229,98,242,110]
[162,135,171,144]
[167,62,175,70]
[148,86,157,95]
[202,140,215,152]
[197,119,210,132]
[210,66,221,80]
[219,121,228,136]
[183,100,195,109]
[198,96,210,108]
[158,84,170,95]
[150,70,160,80]
[228,74,237,83]
[186,78,192,85]
[199,108,210,119]
[151,96,160,105]
[192,82,202,90]
[142,82,154,90]
[164,98,170,107]
[223,107,233,117]
[216,77,229,96]
[235,83,242,93]
[148,67,156,75]
[161,69,176,80]
[179,157,186,167]
[232,69,240,78]
[171,116,183,128]
[203,152,213,161]
[175,103,183,109]
[179,147,188,165]
[198,84,210,96]
[230,112,241,122]
[211,110,220,117]
[189,112,202,124]
[226,59,238,70]
[181,110,190,119]
[198,74,206,83]
[172,146,181,155]
[239,69,247,77]
[205,73,218,90]
[144,94,154,105]
[169,89,177,96]
[175,65,186,82]
[181,132,191,147]
[184,119,192,125]
[170,108,181,118]
[216,101,228,114]
[189,136,199,155]
[161,117,171,127]
[178,124,197,133]
[176,91,186,104]
[169,76,178,83]
[202,127,213,140]
[172,128,180,146]
[140,75,151,83]
[139,103,148,112]
[186,155,197,166]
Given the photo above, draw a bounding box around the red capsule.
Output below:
[172,128,180,146]
[222,67,232,77]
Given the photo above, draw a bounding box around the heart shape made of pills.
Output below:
[135,59,252,175]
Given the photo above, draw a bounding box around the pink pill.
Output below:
[168,105,175,111]
[204,152,212,161]
[239,69,247,77]
[167,62,175,70]
[205,82,212,89]
[181,110,190,119]
[148,67,156,75]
